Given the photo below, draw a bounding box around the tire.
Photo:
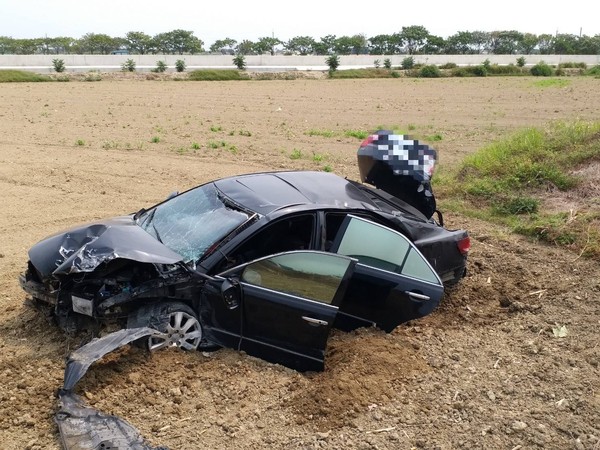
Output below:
[128,302,204,351]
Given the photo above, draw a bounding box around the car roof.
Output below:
[214,171,380,215]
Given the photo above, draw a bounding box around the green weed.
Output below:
[344,130,368,140]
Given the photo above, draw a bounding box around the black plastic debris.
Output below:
[56,391,168,450]
[57,327,169,450]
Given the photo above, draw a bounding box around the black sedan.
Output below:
[20,134,469,371]
[20,171,468,371]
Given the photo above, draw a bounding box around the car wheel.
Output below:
[139,302,203,351]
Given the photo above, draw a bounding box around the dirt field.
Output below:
[0,76,599,450]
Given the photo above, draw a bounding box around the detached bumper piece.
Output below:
[56,392,167,450]
[57,327,169,450]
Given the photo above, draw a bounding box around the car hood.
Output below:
[28,215,184,279]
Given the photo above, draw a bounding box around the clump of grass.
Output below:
[0,70,51,82]
[532,78,571,88]
[426,133,443,142]
[530,62,553,76]
[312,153,325,162]
[84,71,102,82]
[102,141,119,149]
[191,142,200,149]
[440,120,600,259]
[151,136,160,143]
[585,65,600,76]
[344,130,369,140]
[210,125,222,132]
[187,70,249,81]
[75,139,85,146]
[238,130,252,137]
[328,68,397,79]
[290,149,302,160]
[322,165,333,172]
[306,129,336,138]
[208,140,227,149]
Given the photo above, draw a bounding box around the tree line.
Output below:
[1,26,599,56]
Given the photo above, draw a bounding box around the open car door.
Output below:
[201,251,356,372]
[330,215,444,332]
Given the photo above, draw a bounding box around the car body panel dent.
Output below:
[29,215,183,279]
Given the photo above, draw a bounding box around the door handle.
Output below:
[405,291,430,301]
[302,316,329,326]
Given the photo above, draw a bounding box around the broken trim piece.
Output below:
[57,327,169,450]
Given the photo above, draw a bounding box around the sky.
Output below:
[1,0,598,47]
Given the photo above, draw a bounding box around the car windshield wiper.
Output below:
[139,208,163,242]
[133,207,146,222]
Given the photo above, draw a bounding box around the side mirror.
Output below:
[221,279,240,310]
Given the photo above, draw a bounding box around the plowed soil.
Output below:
[0,75,599,450]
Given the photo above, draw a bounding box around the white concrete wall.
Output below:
[0,54,598,72]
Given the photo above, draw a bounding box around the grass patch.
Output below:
[187,70,249,81]
[344,130,369,140]
[306,129,336,138]
[289,148,302,160]
[439,120,600,259]
[532,78,571,88]
[0,70,51,82]
[328,68,397,79]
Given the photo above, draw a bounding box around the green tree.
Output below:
[78,33,118,54]
[313,35,337,55]
[400,25,430,54]
[578,34,600,55]
[125,31,153,54]
[14,38,40,54]
[0,36,16,54]
[210,38,237,53]
[235,40,255,55]
[254,36,282,55]
[332,35,357,55]
[51,37,77,54]
[517,33,539,54]
[325,54,340,72]
[284,36,316,55]
[154,30,203,54]
[175,59,186,72]
[445,31,476,54]
[553,33,580,54]
[537,34,555,54]
[368,34,395,54]
[121,58,136,72]
[52,58,66,72]
[422,35,445,54]
[233,54,246,70]
[488,30,523,54]
[330,34,367,55]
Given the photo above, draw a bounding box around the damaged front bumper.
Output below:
[57,327,169,450]
[19,273,58,305]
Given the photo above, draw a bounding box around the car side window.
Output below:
[218,214,315,272]
[331,215,440,285]
[240,252,352,304]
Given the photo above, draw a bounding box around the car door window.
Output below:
[331,215,441,285]
[240,251,352,304]
[217,214,315,272]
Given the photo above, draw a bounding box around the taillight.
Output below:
[457,236,471,255]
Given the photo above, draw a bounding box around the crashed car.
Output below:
[20,132,469,371]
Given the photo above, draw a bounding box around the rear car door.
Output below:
[330,215,444,332]
[201,251,356,372]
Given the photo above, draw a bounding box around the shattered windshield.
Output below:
[137,183,250,262]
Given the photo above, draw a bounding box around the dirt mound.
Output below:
[1,78,599,450]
